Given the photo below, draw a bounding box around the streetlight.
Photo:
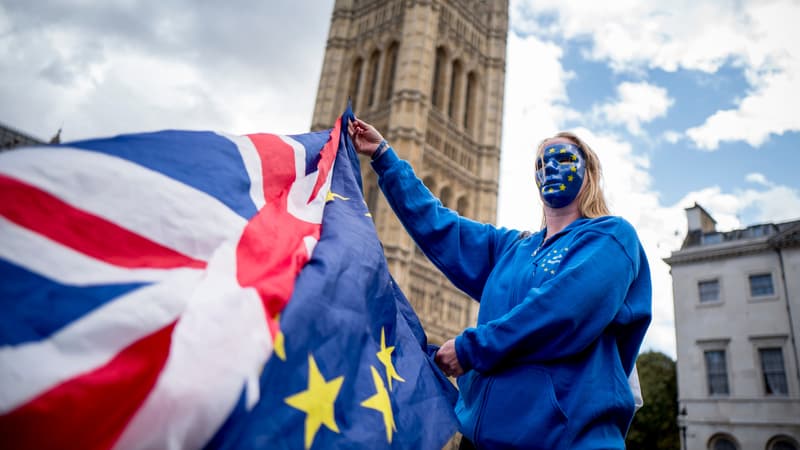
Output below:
[678,406,688,450]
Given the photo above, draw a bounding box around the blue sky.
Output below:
[1,0,799,357]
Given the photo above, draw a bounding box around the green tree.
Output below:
[626,351,680,450]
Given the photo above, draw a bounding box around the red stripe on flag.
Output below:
[0,322,177,450]
[0,174,206,269]
[236,132,334,337]
[307,116,340,203]
[236,134,319,331]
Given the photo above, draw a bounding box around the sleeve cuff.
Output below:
[454,333,474,373]
[370,146,400,174]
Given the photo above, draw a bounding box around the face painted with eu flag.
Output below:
[535,140,586,208]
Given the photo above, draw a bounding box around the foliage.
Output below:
[626,351,680,450]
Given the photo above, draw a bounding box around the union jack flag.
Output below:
[0,108,458,449]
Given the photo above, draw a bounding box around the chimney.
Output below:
[686,203,717,233]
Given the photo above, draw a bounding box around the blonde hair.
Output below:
[536,131,610,227]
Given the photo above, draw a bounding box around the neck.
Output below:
[543,203,581,241]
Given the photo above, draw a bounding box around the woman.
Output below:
[348,118,651,450]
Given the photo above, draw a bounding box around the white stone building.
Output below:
[666,204,800,450]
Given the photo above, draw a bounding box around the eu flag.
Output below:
[212,107,459,449]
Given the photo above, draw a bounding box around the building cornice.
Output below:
[664,238,771,265]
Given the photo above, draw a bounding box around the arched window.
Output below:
[768,436,800,450]
[456,196,469,216]
[348,57,363,112]
[464,71,477,130]
[366,49,381,108]
[381,42,399,102]
[708,434,739,450]
[431,46,447,109]
[440,186,452,209]
[448,59,463,120]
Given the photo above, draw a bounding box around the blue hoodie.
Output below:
[372,148,652,449]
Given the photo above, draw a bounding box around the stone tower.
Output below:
[312,0,508,345]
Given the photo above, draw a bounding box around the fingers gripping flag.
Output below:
[0,107,458,449]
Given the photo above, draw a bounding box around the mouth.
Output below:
[540,179,563,189]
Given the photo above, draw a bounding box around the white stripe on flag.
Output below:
[0,270,202,413]
[113,241,272,450]
[280,135,335,225]
[218,133,266,211]
[0,216,200,285]
[0,147,247,262]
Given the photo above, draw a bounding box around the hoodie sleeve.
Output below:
[454,223,641,373]
[372,147,517,301]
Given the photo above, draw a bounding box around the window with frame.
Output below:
[705,350,730,395]
[760,347,789,395]
[366,50,381,108]
[348,58,364,112]
[710,436,737,450]
[749,273,775,297]
[698,279,720,303]
[769,437,799,450]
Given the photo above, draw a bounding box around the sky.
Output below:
[1,0,799,359]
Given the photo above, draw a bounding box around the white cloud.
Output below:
[674,180,800,231]
[686,1,800,150]
[0,0,335,141]
[662,130,682,144]
[745,172,770,187]
[593,81,674,135]
[738,184,800,224]
[686,58,800,149]
[511,0,800,150]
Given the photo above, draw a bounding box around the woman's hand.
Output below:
[347,118,385,157]
[435,338,464,378]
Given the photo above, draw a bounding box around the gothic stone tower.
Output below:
[312,0,508,345]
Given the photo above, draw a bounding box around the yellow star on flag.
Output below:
[559,184,566,191]
[571,166,577,172]
[325,191,349,203]
[361,365,396,443]
[272,313,286,361]
[571,154,578,161]
[567,175,574,182]
[274,330,286,361]
[559,148,567,153]
[284,355,344,449]
[549,147,556,153]
[376,328,405,391]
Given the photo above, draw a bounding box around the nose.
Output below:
[544,158,560,174]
